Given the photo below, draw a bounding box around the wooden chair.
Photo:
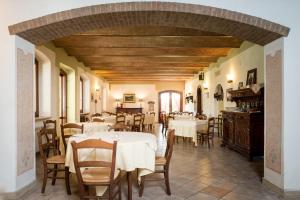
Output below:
[215,114,223,137]
[139,129,175,196]
[197,117,215,149]
[71,139,122,200]
[91,113,102,118]
[108,124,131,132]
[163,115,174,137]
[92,118,105,122]
[43,119,59,155]
[132,114,142,132]
[37,128,71,194]
[61,123,84,152]
[116,115,126,125]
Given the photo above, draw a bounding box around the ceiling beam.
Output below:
[54,36,242,48]
[78,55,219,64]
[89,62,209,68]
[77,26,225,36]
[64,47,231,57]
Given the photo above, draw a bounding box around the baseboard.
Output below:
[262,178,300,198]
[0,180,36,200]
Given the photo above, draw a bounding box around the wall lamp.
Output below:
[227,74,234,83]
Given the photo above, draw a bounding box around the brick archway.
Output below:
[9,2,289,45]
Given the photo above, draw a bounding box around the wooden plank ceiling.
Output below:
[53,26,243,82]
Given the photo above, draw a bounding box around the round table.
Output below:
[169,119,207,146]
[65,131,157,199]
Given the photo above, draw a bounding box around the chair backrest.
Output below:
[37,128,51,167]
[91,113,102,118]
[150,112,155,116]
[141,114,145,124]
[92,118,105,122]
[116,115,126,124]
[207,117,215,134]
[43,119,57,144]
[61,123,84,151]
[133,114,142,126]
[108,124,131,132]
[71,139,117,191]
[165,129,176,167]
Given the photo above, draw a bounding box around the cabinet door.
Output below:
[235,115,250,149]
[223,114,235,145]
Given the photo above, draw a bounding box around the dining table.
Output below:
[65,131,157,200]
[168,118,207,146]
[95,114,155,127]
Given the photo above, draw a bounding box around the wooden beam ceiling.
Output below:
[53,26,243,81]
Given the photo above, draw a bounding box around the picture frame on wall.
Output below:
[226,88,233,101]
[123,93,136,103]
[238,82,244,89]
[246,68,257,86]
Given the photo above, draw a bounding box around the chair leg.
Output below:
[51,164,58,185]
[41,167,48,193]
[164,169,171,195]
[119,179,122,200]
[138,176,145,197]
[65,167,71,195]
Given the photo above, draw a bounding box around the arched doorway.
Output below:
[7,1,290,194]
[197,86,202,114]
[9,2,289,45]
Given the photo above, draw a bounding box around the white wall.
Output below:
[186,42,264,116]
[0,0,300,193]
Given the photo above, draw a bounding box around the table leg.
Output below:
[127,171,132,200]
[65,167,71,195]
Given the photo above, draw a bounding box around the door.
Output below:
[159,90,182,122]
[197,86,202,114]
[59,69,67,124]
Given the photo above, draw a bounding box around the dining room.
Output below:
[2,1,299,200]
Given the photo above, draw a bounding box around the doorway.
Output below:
[197,86,202,114]
[159,90,182,116]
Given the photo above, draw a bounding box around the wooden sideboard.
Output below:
[116,107,142,114]
[222,111,264,161]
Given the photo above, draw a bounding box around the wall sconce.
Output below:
[138,98,144,108]
[203,82,208,90]
[227,74,234,83]
[115,98,120,107]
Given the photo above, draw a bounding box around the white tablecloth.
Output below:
[169,119,207,146]
[174,115,195,120]
[65,132,157,195]
[100,115,155,125]
[82,122,113,135]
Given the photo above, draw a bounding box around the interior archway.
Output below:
[9,2,289,46]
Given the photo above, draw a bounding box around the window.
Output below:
[79,77,84,113]
[59,69,67,124]
[35,59,39,117]
[159,91,182,114]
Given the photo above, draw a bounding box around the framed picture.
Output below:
[226,88,233,101]
[246,68,257,86]
[238,82,244,89]
[123,93,136,103]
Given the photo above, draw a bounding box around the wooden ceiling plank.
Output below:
[54,35,242,48]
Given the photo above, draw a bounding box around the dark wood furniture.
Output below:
[37,128,70,194]
[116,107,142,114]
[116,114,126,124]
[80,113,90,122]
[222,88,264,161]
[139,129,175,197]
[92,118,105,122]
[71,139,122,200]
[132,114,142,132]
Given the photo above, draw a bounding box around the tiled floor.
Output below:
[21,124,293,200]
